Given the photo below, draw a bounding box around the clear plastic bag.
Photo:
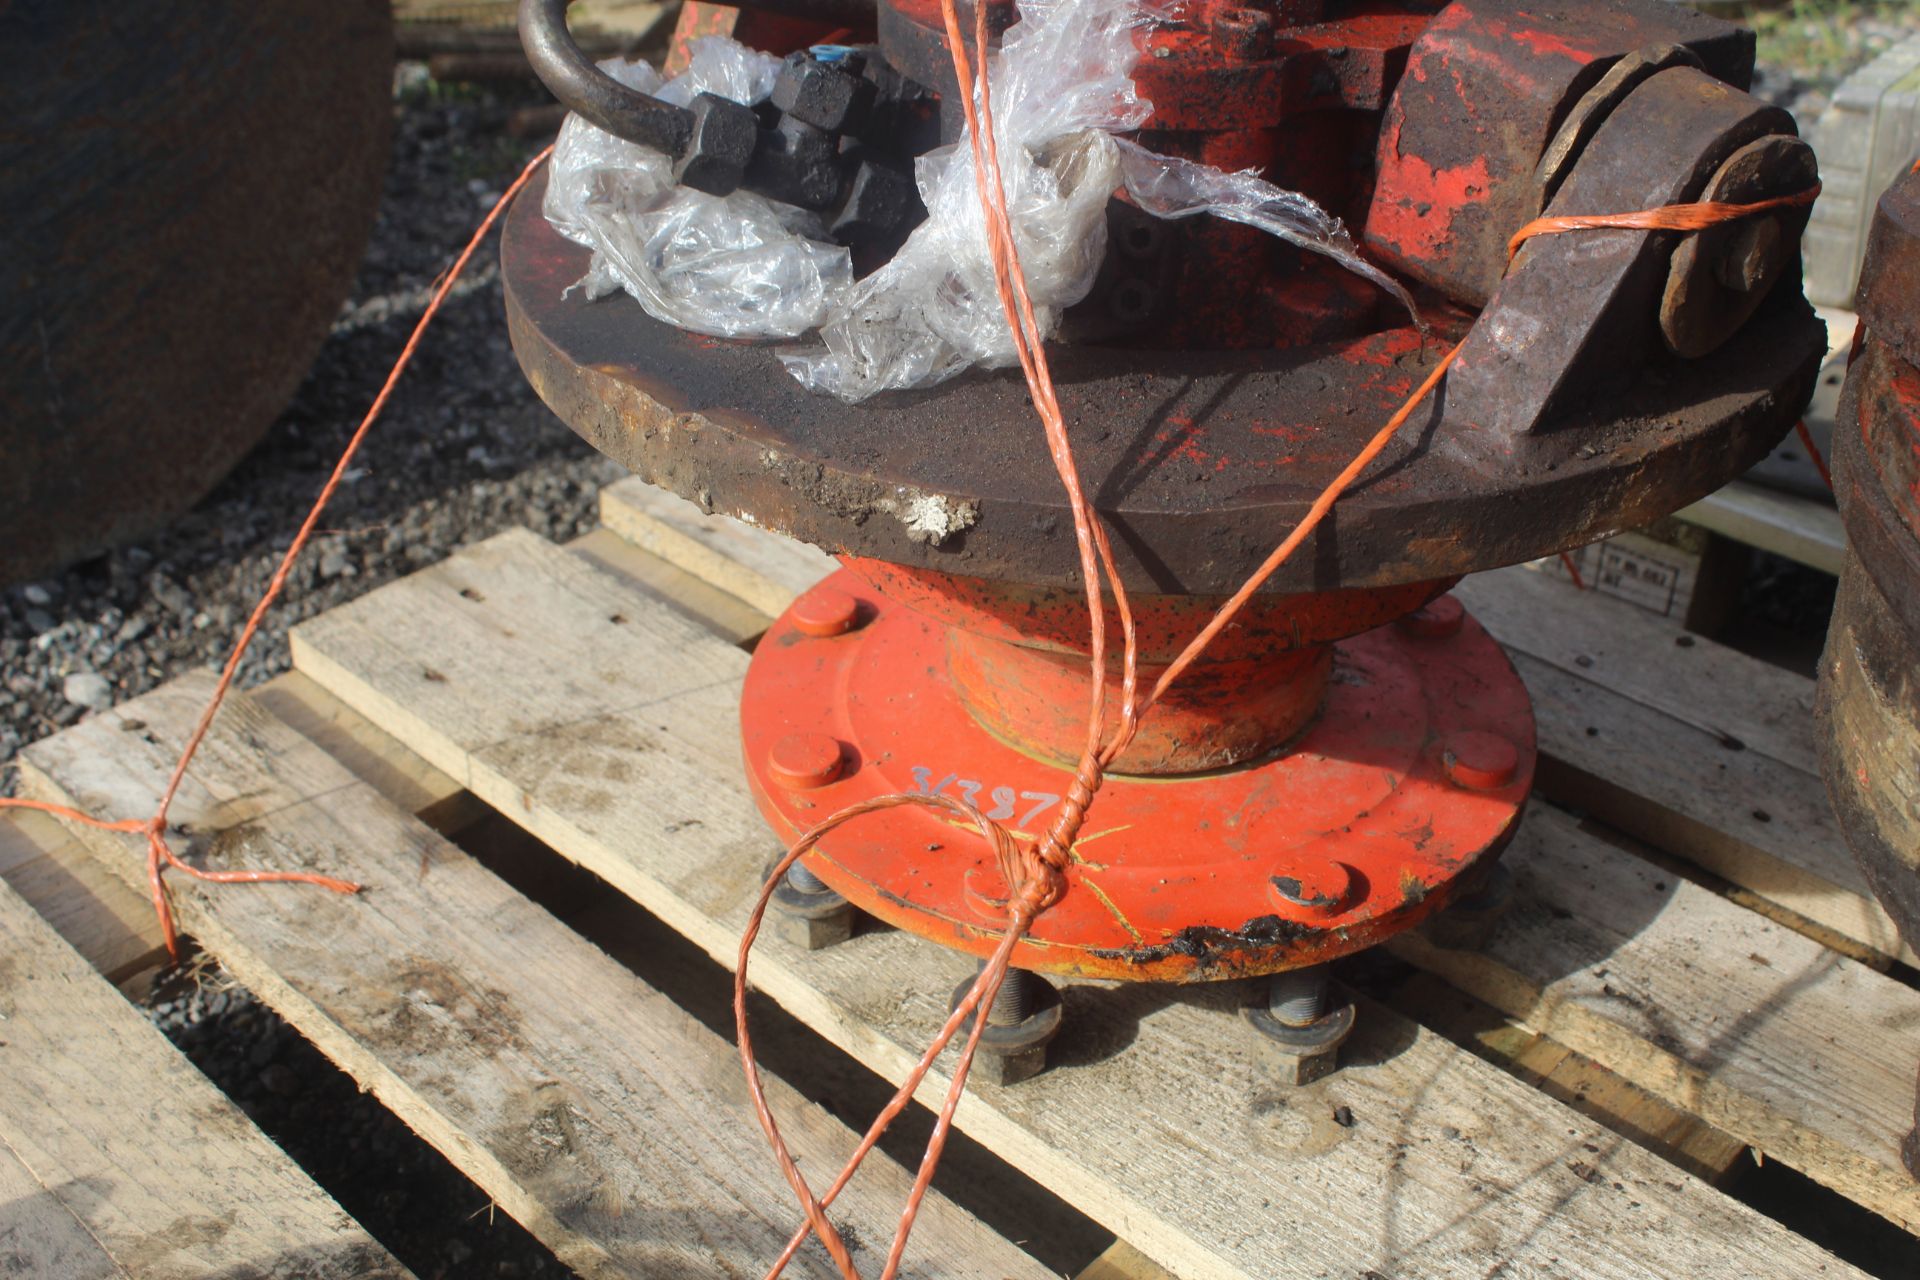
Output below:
[781,0,1415,401]
[544,0,1417,399]
[1113,141,1418,328]
[542,39,852,339]
[780,0,1148,399]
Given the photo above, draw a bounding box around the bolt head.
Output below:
[673,92,758,197]
[1266,856,1352,917]
[1208,5,1274,60]
[791,585,861,637]
[770,50,874,133]
[1442,730,1518,791]
[829,158,923,248]
[768,732,846,790]
[1714,216,1785,295]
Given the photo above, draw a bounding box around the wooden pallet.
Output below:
[0,834,411,1277]
[12,475,1920,1277]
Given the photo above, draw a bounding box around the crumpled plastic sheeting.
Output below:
[780,0,1416,401]
[541,0,1419,399]
[779,0,1148,399]
[542,39,853,338]
[1113,141,1420,330]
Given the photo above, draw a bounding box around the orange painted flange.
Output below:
[741,569,1536,982]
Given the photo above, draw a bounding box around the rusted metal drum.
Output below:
[0,1,394,584]
[1817,162,1920,1175]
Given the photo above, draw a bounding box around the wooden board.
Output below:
[598,477,838,620]
[1389,803,1920,1231]
[21,674,1054,1280]
[1453,564,1913,966]
[1676,479,1845,576]
[0,1140,125,1280]
[280,527,1865,1280]
[256,669,482,833]
[0,872,407,1279]
[0,808,166,988]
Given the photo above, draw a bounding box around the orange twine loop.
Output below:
[735,50,1829,1280]
[0,35,1833,1279]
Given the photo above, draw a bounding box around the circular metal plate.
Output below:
[503,167,1824,595]
[741,571,1535,982]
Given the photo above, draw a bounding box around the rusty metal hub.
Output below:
[508,0,1825,990]
[744,568,1532,979]
[1817,162,1920,1173]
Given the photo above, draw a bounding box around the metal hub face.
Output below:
[740,569,1534,981]
[506,0,1827,1000]
[503,180,1822,596]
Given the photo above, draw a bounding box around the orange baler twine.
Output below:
[731,35,1822,1277]
[0,145,557,961]
[0,35,1825,1279]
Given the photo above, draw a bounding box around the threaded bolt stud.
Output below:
[986,965,1041,1027]
[786,860,830,895]
[1267,965,1330,1028]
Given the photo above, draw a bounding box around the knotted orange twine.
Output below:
[729,14,1822,1276]
[0,145,557,960]
[0,26,1824,1280]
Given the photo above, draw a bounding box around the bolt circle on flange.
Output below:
[791,584,862,637]
[741,570,1536,981]
[1442,730,1519,791]
[768,732,846,790]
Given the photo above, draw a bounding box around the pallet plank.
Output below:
[0,1140,126,1280]
[21,674,1051,1280]
[598,477,838,620]
[0,871,407,1279]
[1453,568,1912,964]
[1391,803,1920,1231]
[285,528,1864,1280]
[0,809,167,987]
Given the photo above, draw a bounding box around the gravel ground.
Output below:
[4,12,1918,1277]
[0,68,619,801]
[2,69,607,1277]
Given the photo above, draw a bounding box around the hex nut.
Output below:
[947,971,1064,1085]
[1265,1044,1342,1087]
[673,92,758,196]
[1246,997,1355,1086]
[765,857,857,952]
[743,115,842,211]
[770,51,874,133]
[829,158,924,248]
[773,905,856,951]
[969,1044,1050,1087]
